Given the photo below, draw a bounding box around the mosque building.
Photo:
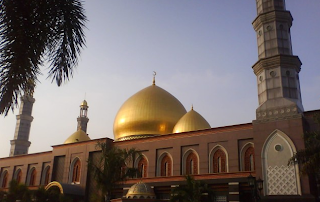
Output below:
[0,1,319,202]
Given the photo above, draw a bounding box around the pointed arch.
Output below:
[209,145,228,173]
[0,170,9,188]
[157,152,173,177]
[41,166,51,185]
[27,167,37,186]
[135,154,149,178]
[69,157,81,184]
[261,129,301,195]
[13,168,22,183]
[240,142,255,171]
[182,149,199,175]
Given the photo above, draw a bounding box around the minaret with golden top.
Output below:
[77,100,89,133]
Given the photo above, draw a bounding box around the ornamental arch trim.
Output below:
[240,142,255,171]
[0,170,9,188]
[135,154,149,178]
[209,145,229,173]
[261,129,301,196]
[26,167,37,186]
[157,152,173,177]
[68,157,81,184]
[182,148,199,175]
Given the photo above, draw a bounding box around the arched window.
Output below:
[45,167,50,185]
[13,169,22,183]
[240,143,255,171]
[0,171,8,188]
[137,156,148,178]
[184,151,198,175]
[72,159,81,183]
[213,149,226,173]
[41,166,50,185]
[244,146,255,171]
[29,168,37,186]
[159,153,172,177]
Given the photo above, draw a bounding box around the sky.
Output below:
[0,1,319,158]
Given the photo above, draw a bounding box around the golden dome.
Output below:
[173,107,211,133]
[114,84,186,141]
[64,128,91,144]
[126,181,156,199]
[81,100,88,107]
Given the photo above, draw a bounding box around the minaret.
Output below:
[252,0,304,121]
[9,95,35,156]
[77,100,89,132]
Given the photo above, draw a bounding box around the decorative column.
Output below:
[252,0,304,122]
[9,95,35,156]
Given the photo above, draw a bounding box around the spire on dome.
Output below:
[152,71,156,85]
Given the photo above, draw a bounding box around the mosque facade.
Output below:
[0,1,319,202]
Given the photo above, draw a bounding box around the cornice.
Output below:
[252,10,292,31]
[252,54,301,75]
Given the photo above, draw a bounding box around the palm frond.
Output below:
[0,0,87,115]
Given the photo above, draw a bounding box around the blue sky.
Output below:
[0,1,319,158]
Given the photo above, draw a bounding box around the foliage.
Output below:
[0,0,87,115]
[88,141,141,202]
[170,175,215,202]
[7,180,31,202]
[288,113,320,176]
[0,181,72,202]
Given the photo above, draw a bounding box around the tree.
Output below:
[0,0,87,115]
[88,141,141,202]
[6,180,31,202]
[289,113,320,199]
[170,175,215,202]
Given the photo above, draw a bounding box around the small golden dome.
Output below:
[173,107,211,133]
[126,181,156,199]
[81,100,88,107]
[114,84,186,141]
[64,128,91,144]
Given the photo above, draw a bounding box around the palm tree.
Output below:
[170,175,215,202]
[88,141,141,202]
[6,180,32,202]
[0,0,87,115]
[288,113,320,199]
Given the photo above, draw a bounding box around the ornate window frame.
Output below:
[69,157,81,184]
[0,170,9,188]
[135,154,149,178]
[157,152,173,177]
[182,149,199,175]
[209,145,229,173]
[240,142,255,171]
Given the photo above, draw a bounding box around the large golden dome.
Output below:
[113,83,186,141]
[173,107,211,133]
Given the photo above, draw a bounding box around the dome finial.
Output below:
[152,71,156,85]
[191,104,193,111]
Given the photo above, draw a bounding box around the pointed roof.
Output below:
[173,107,211,133]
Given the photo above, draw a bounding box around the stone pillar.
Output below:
[9,95,35,156]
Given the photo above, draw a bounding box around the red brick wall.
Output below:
[213,149,226,173]
[160,155,172,176]
[186,152,198,175]
[244,146,255,171]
